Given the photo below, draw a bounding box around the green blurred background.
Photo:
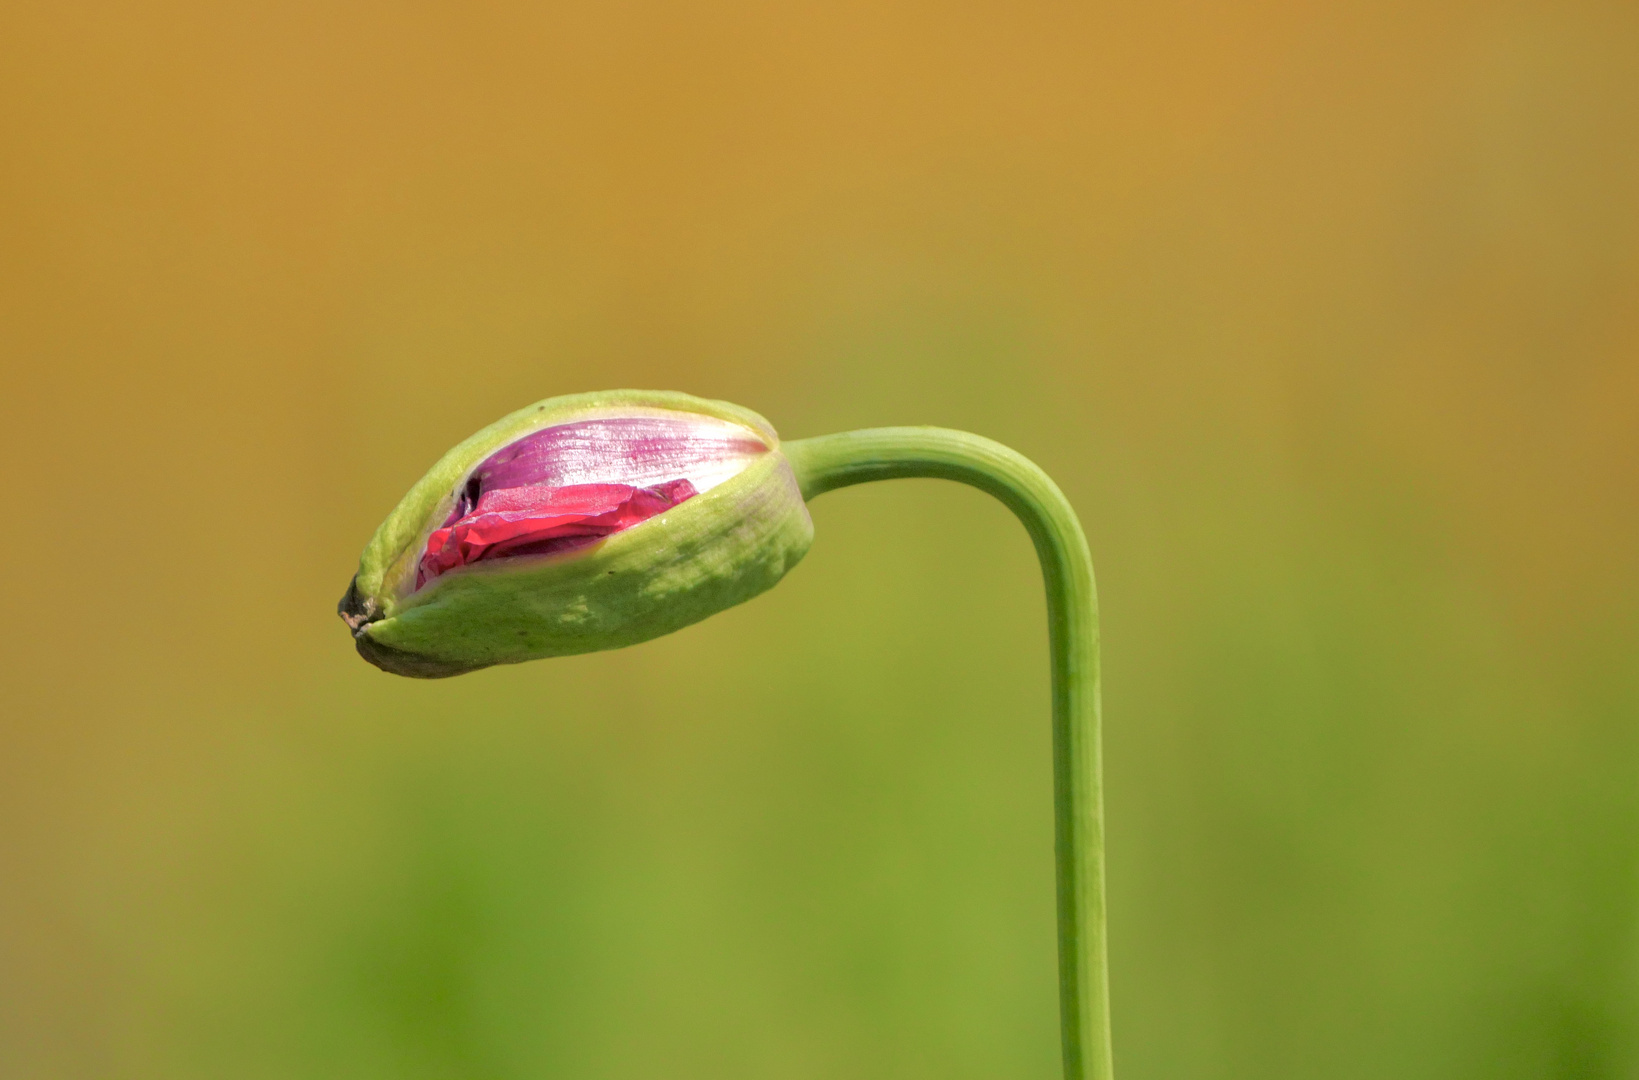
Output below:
[2,1,1636,1077]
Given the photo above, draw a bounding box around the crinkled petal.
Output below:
[417,479,698,588]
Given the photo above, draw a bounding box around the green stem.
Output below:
[783,428,1112,1080]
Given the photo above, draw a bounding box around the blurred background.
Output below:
[2,1,1636,1077]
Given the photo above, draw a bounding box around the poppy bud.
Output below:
[339,390,814,677]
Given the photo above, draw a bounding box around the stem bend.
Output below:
[783,428,1111,1080]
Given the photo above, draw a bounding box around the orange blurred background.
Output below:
[2,1,1636,1077]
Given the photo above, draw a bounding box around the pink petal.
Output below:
[475,416,765,494]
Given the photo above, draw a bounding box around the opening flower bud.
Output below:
[339,391,814,677]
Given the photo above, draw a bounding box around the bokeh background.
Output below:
[3,1,1636,1077]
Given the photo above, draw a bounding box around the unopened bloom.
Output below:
[339,390,813,677]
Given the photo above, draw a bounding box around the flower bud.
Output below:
[339,390,814,677]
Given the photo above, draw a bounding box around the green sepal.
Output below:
[340,390,813,678]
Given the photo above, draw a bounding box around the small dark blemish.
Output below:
[337,576,381,634]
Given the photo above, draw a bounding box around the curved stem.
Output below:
[783,428,1111,1080]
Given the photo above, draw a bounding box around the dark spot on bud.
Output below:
[336,575,380,634]
[448,476,483,520]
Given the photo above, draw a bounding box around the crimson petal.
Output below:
[417,479,698,588]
